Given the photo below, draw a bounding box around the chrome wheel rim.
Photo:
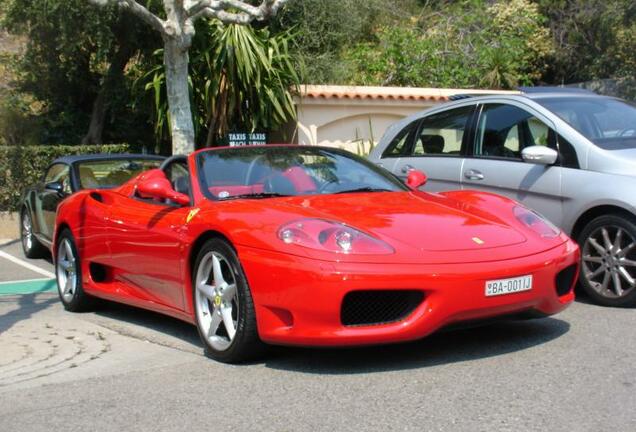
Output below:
[582,225,636,299]
[195,252,239,351]
[22,213,33,252]
[56,239,77,302]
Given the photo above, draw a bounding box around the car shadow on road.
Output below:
[263,317,570,374]
[0,293,58,334]
[89,300,570,373]
[92,301,203,350]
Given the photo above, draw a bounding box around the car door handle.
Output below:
[401,164,414,174]
[464,169,484,180]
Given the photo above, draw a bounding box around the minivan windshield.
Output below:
[196,146,407,200]
[537,97,636,150]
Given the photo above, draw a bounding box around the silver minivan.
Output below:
[369,89,636,307]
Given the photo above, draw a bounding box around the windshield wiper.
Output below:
[220,192,291,200]
[335,187,392,194]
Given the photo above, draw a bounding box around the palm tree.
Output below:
[141,21,301,151]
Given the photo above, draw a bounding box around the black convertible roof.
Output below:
[52,153,165,165]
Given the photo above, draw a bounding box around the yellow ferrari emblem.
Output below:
[214,295,222,307]
[186,208,200,223]
[472,237,485,245]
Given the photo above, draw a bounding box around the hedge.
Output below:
[0,144,133,211]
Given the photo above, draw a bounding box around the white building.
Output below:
[292,85,517,154]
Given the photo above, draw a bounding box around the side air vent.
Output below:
[89,262,110,283]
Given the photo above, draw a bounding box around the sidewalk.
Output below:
[0,212,19,240]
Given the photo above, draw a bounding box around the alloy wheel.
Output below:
[56,238,77,303]
[582,225,636,299]
[21,212,33,252]
[195,251,239,351]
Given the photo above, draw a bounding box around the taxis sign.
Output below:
[227,132,267,147]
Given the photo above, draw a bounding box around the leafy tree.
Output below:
[1,0,156,145]
[537,0,636,84]
[344,0,553,89]
[272,0,417,84]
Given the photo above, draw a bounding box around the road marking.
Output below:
[0,250,56,278]
[0,278,56,295]
[0,277,52,285]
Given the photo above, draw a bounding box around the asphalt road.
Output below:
[1,243,635,431]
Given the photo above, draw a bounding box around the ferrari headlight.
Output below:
[278,219,394,255]
[513,206,560,238]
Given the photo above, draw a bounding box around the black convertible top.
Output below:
[52,153,165,165]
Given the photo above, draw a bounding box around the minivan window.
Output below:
[412,106,473,156]
[537,97,636,150]
[475,104,556,159]
[382,121,418,158]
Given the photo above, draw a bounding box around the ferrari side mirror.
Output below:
[406,169,427,190]
[136,169,190,206]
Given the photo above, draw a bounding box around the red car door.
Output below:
[75,191,113,265]
[105,193,189,310]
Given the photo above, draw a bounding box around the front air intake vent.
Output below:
[555,264,578,296]
[341,290,424,327]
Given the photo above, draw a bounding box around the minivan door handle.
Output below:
[401,164,414,174]
[464,169,484,180]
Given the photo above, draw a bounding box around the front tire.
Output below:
[192,238,265,363]
[56,229,94,312]
[21,209,46,259]
[578,214,636,307]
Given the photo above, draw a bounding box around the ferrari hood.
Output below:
[274,192,527,252]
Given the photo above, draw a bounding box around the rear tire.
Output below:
[21,209,46,259]
[192,238,266,363]
[55,229,94,312]
[577,214,636,307]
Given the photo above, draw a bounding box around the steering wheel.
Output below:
[245,155,266,185]
[160,154,188,172]
[618,128,636,137]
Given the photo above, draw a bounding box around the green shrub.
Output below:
[0,144,132,211]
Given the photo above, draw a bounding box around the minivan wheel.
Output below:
[578,214,636,307]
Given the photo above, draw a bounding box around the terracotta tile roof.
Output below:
[299,85,518,102]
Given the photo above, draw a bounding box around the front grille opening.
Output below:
[555,264,578,296]
[341,290,424,327]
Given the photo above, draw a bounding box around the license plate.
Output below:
[485,275,533,297]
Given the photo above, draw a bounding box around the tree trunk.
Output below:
[164,38,195,154]
[82,37,134,145]
[82,91,106,145]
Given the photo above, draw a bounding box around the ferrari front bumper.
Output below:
[238,239,579,347]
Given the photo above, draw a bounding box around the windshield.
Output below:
[77,158,162,189]
[536,97,636,150]
[197,146,407,200]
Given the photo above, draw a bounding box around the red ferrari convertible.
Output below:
[53,145,579,362]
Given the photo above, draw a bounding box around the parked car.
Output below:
[369,88,636,307]
[20,154,164,258]
[53,145,577,363]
